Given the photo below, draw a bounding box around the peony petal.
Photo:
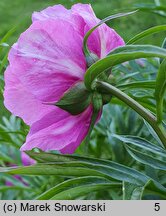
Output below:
[72,4,98,22]
[32,4,85,37]
[97,25,125,58]
[4,66,55,125]
[21,152,35,166]
[21,106,93,153]
[32,3,125,58]
[32,5,69,22]
[72,3,125,58]
[8,19,86,103]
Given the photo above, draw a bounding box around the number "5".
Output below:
[154,203,160,211]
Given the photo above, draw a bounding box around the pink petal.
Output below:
[32,3,125,59]
[4,66,55,125]
[32,4,85,37]
[97,25,125,58]
[72,4,97,21]
[8,19,86,103]
[72,3,125,58]
[32,5,68,22]
[21,152,35,166]
[21,106,93,153]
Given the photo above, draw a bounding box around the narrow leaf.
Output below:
[155,59,166,123]
[36,176,120,200]
[113,134,166,170]
[127,25,166,44]
[117,80,156,91]
[123,182,144,200]
[84,45,166,90]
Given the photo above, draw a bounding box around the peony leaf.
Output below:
[1,152,166,198]
[123,179,166,200]
[160,37,166,63]
[155,59,166,123]
[127,25,166,44]
[113,134,166,170]
[117,80,156,91]
[123,182,144,200]
[0,26,16,53]
[0,152,148,185]
[134,4,166,17]
[36,176,120,200]
[84,45,166,90]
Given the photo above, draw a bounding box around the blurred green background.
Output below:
[0,0,165,45]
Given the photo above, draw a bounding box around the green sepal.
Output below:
[93,78,113,104]
[84,92,103,152]
[92,92,103,112]
[55,81,91,115]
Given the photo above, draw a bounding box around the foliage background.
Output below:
[0,0,166,200]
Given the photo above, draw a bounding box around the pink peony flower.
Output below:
[4,4,124,154]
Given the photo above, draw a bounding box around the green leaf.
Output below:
[0,27,16,43]
[0,43,9,47]
[17,151,165,185]
[36,176,120,200]
[117,80,156,91]
[160,38,166,63]
[134,4,166,17]
[123,182,144,200]
[1,152,166,198]
[127,25,166,44]
[155,59,166,123]
[143,120,163,147]
[116,72,140,84]
[0,151,149,185]
[0,52,8,74]
[84,45,166,90]
[0,27,16,52]
[0,161,145,186]
[134,3,166,11]
[0,186,33,192]
[0,152,14,163]
[123,179,166,200]
[84,92,103,148]
[113,135,166,170]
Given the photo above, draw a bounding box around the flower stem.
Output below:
[96,81,166,148]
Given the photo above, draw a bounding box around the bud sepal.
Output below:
[55,81,92,115]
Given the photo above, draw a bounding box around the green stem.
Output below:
[96,81,166,148]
